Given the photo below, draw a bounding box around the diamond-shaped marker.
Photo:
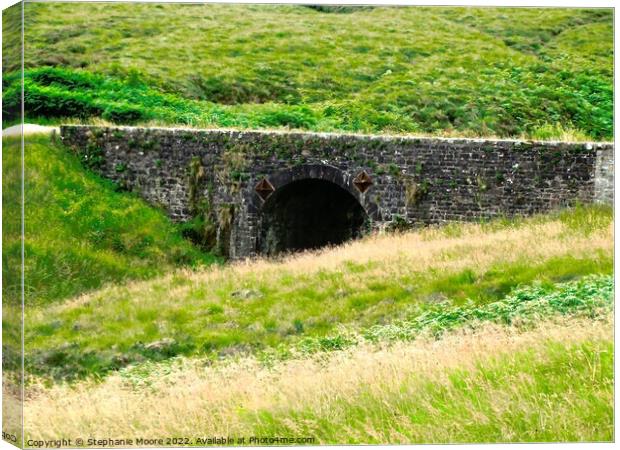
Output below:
[255,178,275,201]
[353,170,373,193]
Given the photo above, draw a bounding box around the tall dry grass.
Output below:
[22,209,611,383]
[50,215,612,315]
[24,315,613,443]
[2,373,22,445]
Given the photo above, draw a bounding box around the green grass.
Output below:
[2,134,218,308]
[248,336,613,443]
[352,275,614,341]
[20,204,612,380]
[2,4,613,139]
[240,273,613,363]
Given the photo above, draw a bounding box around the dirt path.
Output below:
[2,123,60,137]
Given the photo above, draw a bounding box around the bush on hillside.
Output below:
[2,65,613,140]
[102,104,146,124]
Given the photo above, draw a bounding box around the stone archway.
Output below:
[249,164,379,256]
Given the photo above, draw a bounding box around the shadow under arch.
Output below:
[248,164,380,256]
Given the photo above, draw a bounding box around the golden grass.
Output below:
[47,216,612,316]
[23,315,612,442]
[2,373,22,445]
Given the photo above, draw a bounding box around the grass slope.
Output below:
[249,323,613,444]
[24,315,613,442]
[22,205,612,379]
[2,135,217,307]
[2,4,613,139]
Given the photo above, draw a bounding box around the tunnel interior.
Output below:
[258,178,369,255]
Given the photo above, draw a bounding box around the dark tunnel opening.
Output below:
[258,179,369,255]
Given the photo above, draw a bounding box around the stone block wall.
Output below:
[595,147,614,204]
[60,125,614,258]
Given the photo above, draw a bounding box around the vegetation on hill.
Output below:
[245,320,613,444]
[2,135,218,307]
[25,308,613,443]
[2,4,613,139]
[18,202,612,380]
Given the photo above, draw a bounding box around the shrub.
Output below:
[257,106,318,129]
[22,80,103,118]
[102,104,146,124]
[385,215,412,233]
[178,216,218,252]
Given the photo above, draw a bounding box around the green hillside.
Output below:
[16,206,614,440]
[19,191,612,379]
[2,135,218,307]
[25,313,613,443]
[2,4,613,139]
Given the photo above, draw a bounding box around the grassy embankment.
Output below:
[2,133,217,445]
[2,134,218,308]
[22,197,612,380]
[24,280,613,443]
[2,4,613,140]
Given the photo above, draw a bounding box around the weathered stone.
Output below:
[230,289,262,300]
[60,125,614,259]
[145,338,176,351]
[595,147,614,204]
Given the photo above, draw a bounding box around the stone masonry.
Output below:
[60,125,614,258]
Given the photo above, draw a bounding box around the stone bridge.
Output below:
[60,126,614,259]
